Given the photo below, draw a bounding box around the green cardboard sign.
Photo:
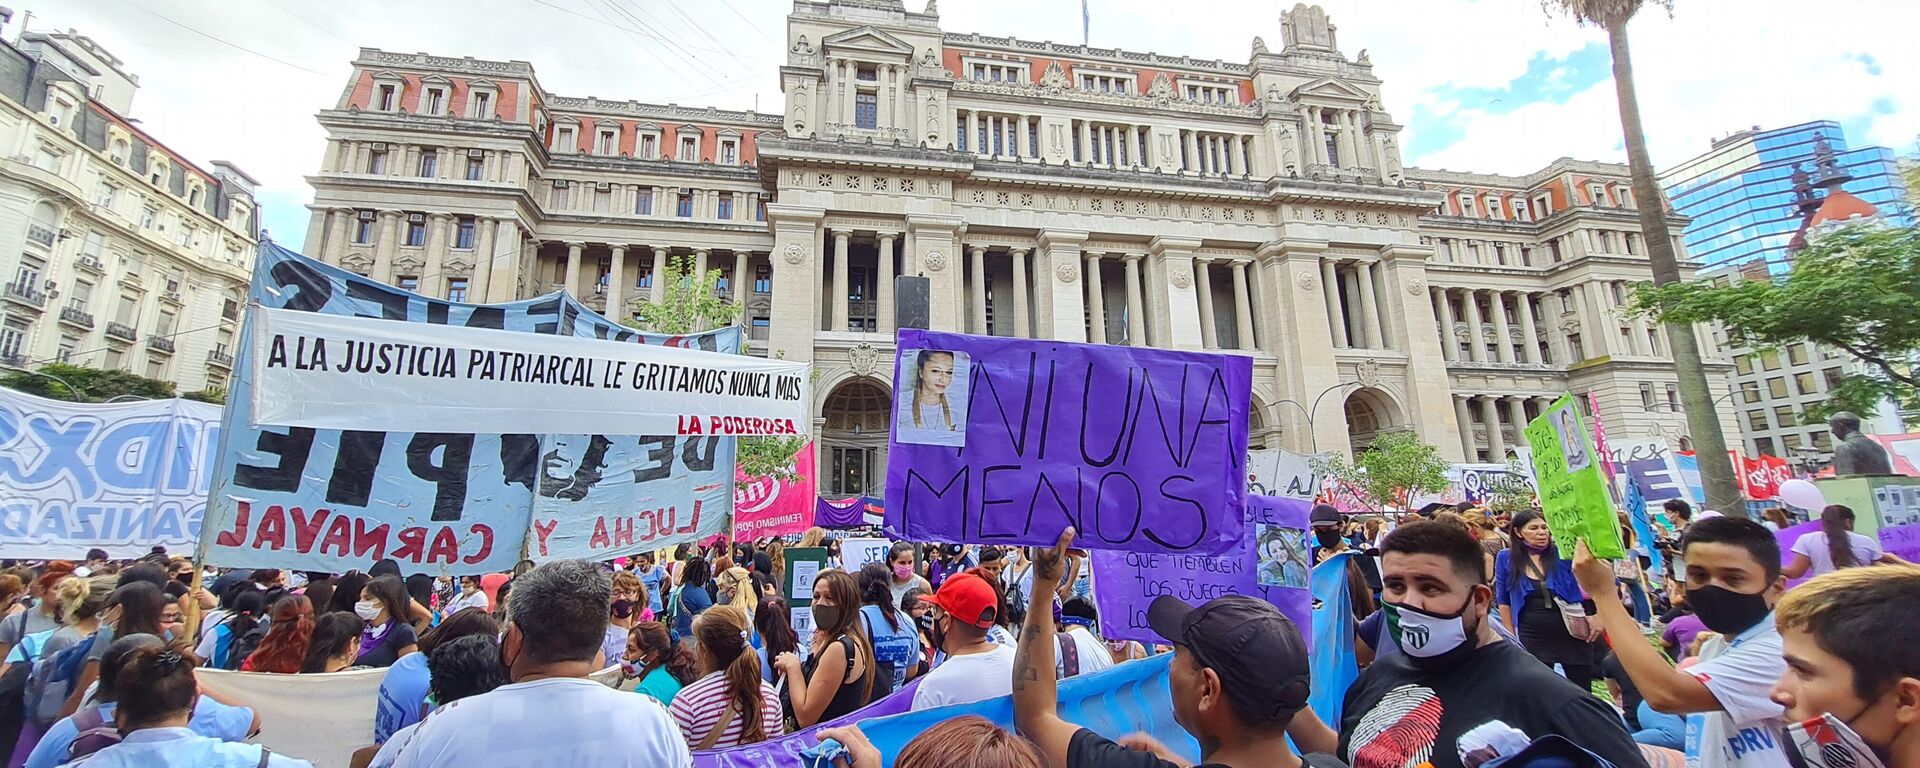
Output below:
[1522,395,1626,559]
[782,547,831,608]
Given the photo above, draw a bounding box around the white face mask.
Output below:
[1384,601,1470,659]
[354,600,382,621]
[1780,712,1889,768]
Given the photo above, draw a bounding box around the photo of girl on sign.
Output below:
[895,349,970,447]
[1256,524,1309,589]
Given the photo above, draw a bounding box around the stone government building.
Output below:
[300,0,1740,497]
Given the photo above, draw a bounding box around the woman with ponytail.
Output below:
[621,621,696,705]
[669,607,783,748]
[773,568,873,727]
[194,589,264,670]
[1786,504,1911,578]
[856,562,920,701]
[242,595,313,673]
[60,643,308,767]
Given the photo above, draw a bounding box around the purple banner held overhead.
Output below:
[1091,495,1312,646]
[816,496,866,529]
[884,330,1251,556]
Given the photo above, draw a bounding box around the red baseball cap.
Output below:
[918,571,998,628]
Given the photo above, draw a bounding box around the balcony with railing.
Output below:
[75,255,106,274]
[147,335,175,354]
[207,349,234,368]
[2,282,45,309]
[0,352,25,369]
[105,322,138,341]
[58,306,94,328]
[24,223,55,249]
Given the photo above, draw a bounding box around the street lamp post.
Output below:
[1270,380,1361,454]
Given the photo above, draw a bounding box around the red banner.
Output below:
[1738,453,1793,500]
[732,442,817,541]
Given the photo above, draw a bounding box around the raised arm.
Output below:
[1013,528,1080,767]
[1572,541,1720,714]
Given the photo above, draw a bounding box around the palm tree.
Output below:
[1543,0,1742,512]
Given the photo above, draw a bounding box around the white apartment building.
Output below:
[0,30,258,394]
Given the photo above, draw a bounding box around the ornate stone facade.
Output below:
[300,1,1738,495]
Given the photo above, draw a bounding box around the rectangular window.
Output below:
[717,195,734,220]
[1639,382,1656,408]
[1787,344,1809,365]
[635,189,654,215]
[418,151,438,178]
[466,156,484,180]
[679,137,697,162]
[641,135,657,159]
[1740,381,1761,404]
[377,85,397,111]
[96,183,118,208]
[424,88,445,115]
[1735,354,1753,375]
[596,130,617,156]
[1747,410,1769,432]
[1794,371,1817,396]
[854,92,878,129]
[455,218,476,249]
[1823,367,1845,391]
[719,140,738,165]
[676,192,693,218]
[141,207,158,229]
[1767,377,1789,398]
[1760,351,1781,370]
[1486,197,1504,219]
[754,265,771,293]
[368,149,387,174]
[397,275,419,292]
[1774,405,1799,428]
[756,198,767,221]
[1666,384,1680,409]
[405,218,426,247]
[447,278,468,303]
[556,127,575,152]
[472,92,492,118]
[353,214,375,244]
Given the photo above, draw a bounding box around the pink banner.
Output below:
[1740,454,1792,500]
[1868,434,1920,476]
[733,443,817,541]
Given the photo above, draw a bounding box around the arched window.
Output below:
[110,138,129,165]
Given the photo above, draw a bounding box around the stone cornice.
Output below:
[543,96,782,127]
[943,32,1253,76]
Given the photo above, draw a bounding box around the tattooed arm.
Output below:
[1013,528,1078,767]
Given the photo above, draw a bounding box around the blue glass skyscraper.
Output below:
[1660,121,1912,273]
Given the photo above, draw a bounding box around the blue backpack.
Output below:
[25,633,96,725]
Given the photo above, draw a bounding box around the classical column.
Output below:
[966,110,979,152]
[877,234,896,334]
[1010,247,1030,338]
[693,249,710,288]
[1321,258,1347,347]
[731,250,749,306]
[607,245,627,317]
[1085,253,1107,343]
[840,61,855,126]
[1355,260,1383,349]
[1455,396,1475,461]
[1011,115,1024,158]
[1080,121,1094,164]
[470,217,495,302]
[831,231,851,332]
[563,242,584,296]
[1123,253,1146,345]
[1185,131,1200,172]
[1480,395,1506,460]
[1488,290,1514,363]
[1462,289,1486,362]
[1545,293,1570,363]
[1231,260,1255,349]
[423,213,451,295]
[1515,292,1542,364]
[1193,258,1218,348]
[969,245,988,334]
[371,211,399,281]
[1630,308,1654,357]
[1436,288,1458,361]
[650,246,669,302]
[1505,397,1529,438]
[322,208,352,264]
[1581,282,1614,357]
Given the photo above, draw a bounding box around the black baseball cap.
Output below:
[1147,594,1310,723]
[1310,504,1342,527]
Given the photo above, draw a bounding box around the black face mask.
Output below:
[1687,584,1771,635]
[812,604,843,633]
[1315,530,1345,549]
[928,614,948,652]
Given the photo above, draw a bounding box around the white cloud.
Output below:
[17,0,1914,248]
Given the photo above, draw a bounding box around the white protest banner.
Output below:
[842,537,892,571]
[1247,449,1324,500]
[250,305,810,437]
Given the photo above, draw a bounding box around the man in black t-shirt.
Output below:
[1288,521,1647,768]
[1010,528,1321,768]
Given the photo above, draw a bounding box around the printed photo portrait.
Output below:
[1255,524,1309,589]
[1551,407,1591,472]
[895,349,971,447]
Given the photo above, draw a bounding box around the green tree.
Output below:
[1482,460,1541,515]
[1311,431,1451,514]
[0,363,175,402]
[1634,222,1920,421]
[620,254,806,481]
[181,387,228,405]
[1542,0,1741,512]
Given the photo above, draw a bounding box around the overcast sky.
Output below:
[20,0,1916,251]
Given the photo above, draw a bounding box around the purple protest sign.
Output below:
[1091,495,1312,646]
[884,330,1251,556]
[816,497,866,529]
[1775,520,1823,589]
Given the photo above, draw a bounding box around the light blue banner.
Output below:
[0,388,223,559]
[203,243,741,574]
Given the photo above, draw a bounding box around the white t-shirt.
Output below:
[911,644,1015,711]
[1061,626,1114,677]
[390,677,691,768]
[1789,531,1884,577]
[443,590,489,616]
[1684,616,1790,768]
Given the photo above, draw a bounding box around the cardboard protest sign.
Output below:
[784,546,830,640]
[884,330,1251,556]
[1092,494,1312,646]
[1522,395,1625,558]
[251,306,807,436]
[205,243,744,574]
[0,388,222,559]
[841,537,892,571]
[733,443,816,541]
[1246,449,1323,500]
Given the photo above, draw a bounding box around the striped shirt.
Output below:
[668,672,784,749]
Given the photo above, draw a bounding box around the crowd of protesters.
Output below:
[0,502,1908,768]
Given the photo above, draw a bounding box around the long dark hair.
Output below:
[418,607,499,656]
[630,621,695,685]
[363,575,412,624]
[681,557,711,588]
[329,571,369,615]
[223,589,267,640]
[107,582,167,638]
[115,644,200,730]
[693,608,767,743]
[857,563,903,633]
[812,569,875,702]
[1507,509,1552,559]
[754,597,800,665]
[1820,505,1859,569]
[302,612,362,673]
